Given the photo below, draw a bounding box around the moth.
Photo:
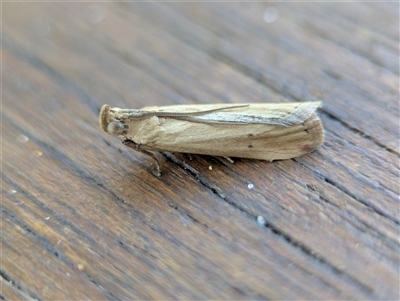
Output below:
[99,102,324,176]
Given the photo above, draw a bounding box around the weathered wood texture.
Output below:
[2,2,399,300]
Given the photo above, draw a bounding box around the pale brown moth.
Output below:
[99,102,324,176]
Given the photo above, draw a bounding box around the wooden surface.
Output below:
[2,2,399,300]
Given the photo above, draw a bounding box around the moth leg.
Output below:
[123,139,161,176]
[223,156,235,164]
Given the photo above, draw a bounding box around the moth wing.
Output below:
[136,112,324,161]
[141,102,321,126]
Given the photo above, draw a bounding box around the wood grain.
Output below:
[2,2,399,300]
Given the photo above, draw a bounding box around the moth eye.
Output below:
[107,121,126,135]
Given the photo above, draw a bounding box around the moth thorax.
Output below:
[107,121,126,135]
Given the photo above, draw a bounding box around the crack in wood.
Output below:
[160,153,375,296]
[323,176,399,224]
[321,111,399,156]
[2,208,119,300]
[304,183,400,249]
[2,37,100,116]
[161,152,227,199]
[0,269,41,301]
[293,158,399,225]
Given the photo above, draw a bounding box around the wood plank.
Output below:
[2,2,399,300]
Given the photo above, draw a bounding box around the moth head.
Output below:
[99,104,127,136]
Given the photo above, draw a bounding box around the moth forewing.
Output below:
[99,102,324,174]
